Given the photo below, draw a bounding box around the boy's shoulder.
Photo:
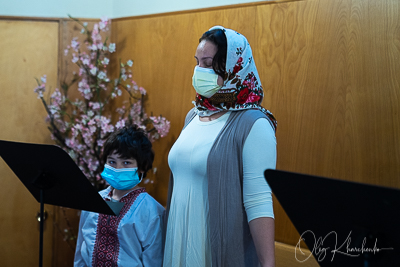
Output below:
[98,186,112,198]
[136,191,165,212]
[130,191,165,226]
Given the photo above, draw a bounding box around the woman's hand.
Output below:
[249,217,275,267]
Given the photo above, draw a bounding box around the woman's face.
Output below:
[195,40,224,86]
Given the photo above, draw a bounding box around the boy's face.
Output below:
[106,151,137,169]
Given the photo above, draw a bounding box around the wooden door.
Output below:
[0,19,59,267]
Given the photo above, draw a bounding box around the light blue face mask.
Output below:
[192,66,222,98]
[101,164,143,190]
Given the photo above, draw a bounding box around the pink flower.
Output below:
[72,54,79,63]
[97,139,105,147]
[139,87,146,95]
[245,92,261,103]
[99,21,106,30]
[65,138,75,148]
[82,57,90,65]
[116,107,126,115]
[78,79,88,88]
[71,37,79,51]
[89,44,98,51]
[89,126,96,134]
[78,80,93,99]
[90,67,97,76]
[99,16,109,31]
[91,24,102,44]
[102,58,109,65]
[242,80,255,91]
[90,51,97,60]
[100,116,114,135]
[109,43,116,53]
[150,116,170,138]
[34,84,46,99]
[97,71,107,80]
[115,120,126,129]
[50,88,64,106]
[89,102,101,110]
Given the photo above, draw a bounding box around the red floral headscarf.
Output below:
[193,26,277,131]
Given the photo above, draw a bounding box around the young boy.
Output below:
[74,125,165,267]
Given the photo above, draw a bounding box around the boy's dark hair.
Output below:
[102,125,154,177]
[199,29,227,78]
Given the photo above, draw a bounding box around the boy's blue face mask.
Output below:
[101,164,142,190]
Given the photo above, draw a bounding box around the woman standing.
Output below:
[164,26,277,267]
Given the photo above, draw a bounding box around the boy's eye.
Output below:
[123,161,133,165]
[108,160,116,165]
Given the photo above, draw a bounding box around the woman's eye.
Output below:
[205,60,213,67]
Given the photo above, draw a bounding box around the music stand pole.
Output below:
[32,170,52,267]
[39,188,44,267]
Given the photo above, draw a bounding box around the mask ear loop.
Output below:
[139,172,144,182]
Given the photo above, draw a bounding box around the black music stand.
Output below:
[264,169,400,267]
[0,140,124,267]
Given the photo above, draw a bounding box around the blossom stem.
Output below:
[39,97,66,145]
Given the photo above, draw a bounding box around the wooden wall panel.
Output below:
[259,0,400,184]
[275,242,319,267]
[111,0,400,248]
[256,0,400,244]
[0,20,59,267]
[256,0,322,245]
[112,5,258,205]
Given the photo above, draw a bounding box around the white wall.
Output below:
[0,0,271,19]
[0,0,113,18]
[112,0,271,18]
